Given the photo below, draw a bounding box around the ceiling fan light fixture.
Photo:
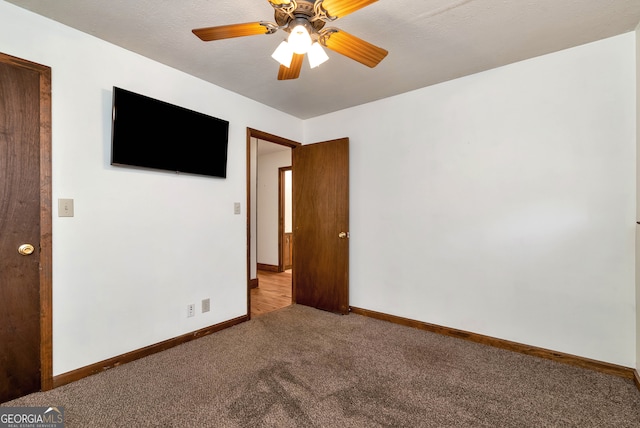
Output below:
[194,0,387,81]
[271,40,294,67]
[307,42,329,68]
[288,24,312,54]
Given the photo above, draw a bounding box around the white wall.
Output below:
[0,1,303,375]
[284,170,293,234]
[304,33,637,367]
[257,147,292,266]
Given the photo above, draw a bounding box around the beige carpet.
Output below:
[3,305,640,427]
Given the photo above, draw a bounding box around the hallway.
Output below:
[250,270,292,317]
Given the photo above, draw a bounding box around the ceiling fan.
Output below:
[192,0,388,80]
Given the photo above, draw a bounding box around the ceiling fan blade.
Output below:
[278,54,304,80]
[192,22,268,41]
[321,0,378,18]
[322,30,388,68]
[269,0,292,5]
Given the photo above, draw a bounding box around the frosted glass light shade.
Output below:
[271,41,294,67]
[288,25,312,54]
[308,42,329,68]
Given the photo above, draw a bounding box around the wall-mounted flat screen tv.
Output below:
[111,87,229,178]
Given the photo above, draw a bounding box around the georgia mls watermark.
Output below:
[0,407,64,428]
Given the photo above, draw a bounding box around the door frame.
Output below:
[0,52,53,391]
[246,128,300,318]
[278,166,292,272]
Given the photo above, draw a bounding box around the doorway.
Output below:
[0,52,53,402]
[246,130,350,317]
[246,129,299,318]
[279,166,293,271]
[250,165,293,316]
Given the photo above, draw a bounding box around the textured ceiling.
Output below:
[6,0,640,119]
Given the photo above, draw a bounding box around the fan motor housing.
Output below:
[274,0,326,32]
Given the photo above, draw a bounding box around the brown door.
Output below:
[282,233,293,270]
[0,53,52,402]
[292,138,349,314]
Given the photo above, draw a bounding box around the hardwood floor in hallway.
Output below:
[251,270,292,317]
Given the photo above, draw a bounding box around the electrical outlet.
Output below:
[202,298,210,313]
[187,304,195,318]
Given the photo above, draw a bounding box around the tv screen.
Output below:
[111,87,229,178]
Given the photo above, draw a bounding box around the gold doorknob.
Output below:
[18,244,35,256]
[338,232,349,239]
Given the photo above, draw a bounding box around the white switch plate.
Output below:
[58,199,74,217]
[234,202,241,215]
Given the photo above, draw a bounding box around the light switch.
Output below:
[234,202,241,215]
[58,198,74,217]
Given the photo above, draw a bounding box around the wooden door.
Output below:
[292,138,349,314]
[282,233,293,270]
[0,53,52,402]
